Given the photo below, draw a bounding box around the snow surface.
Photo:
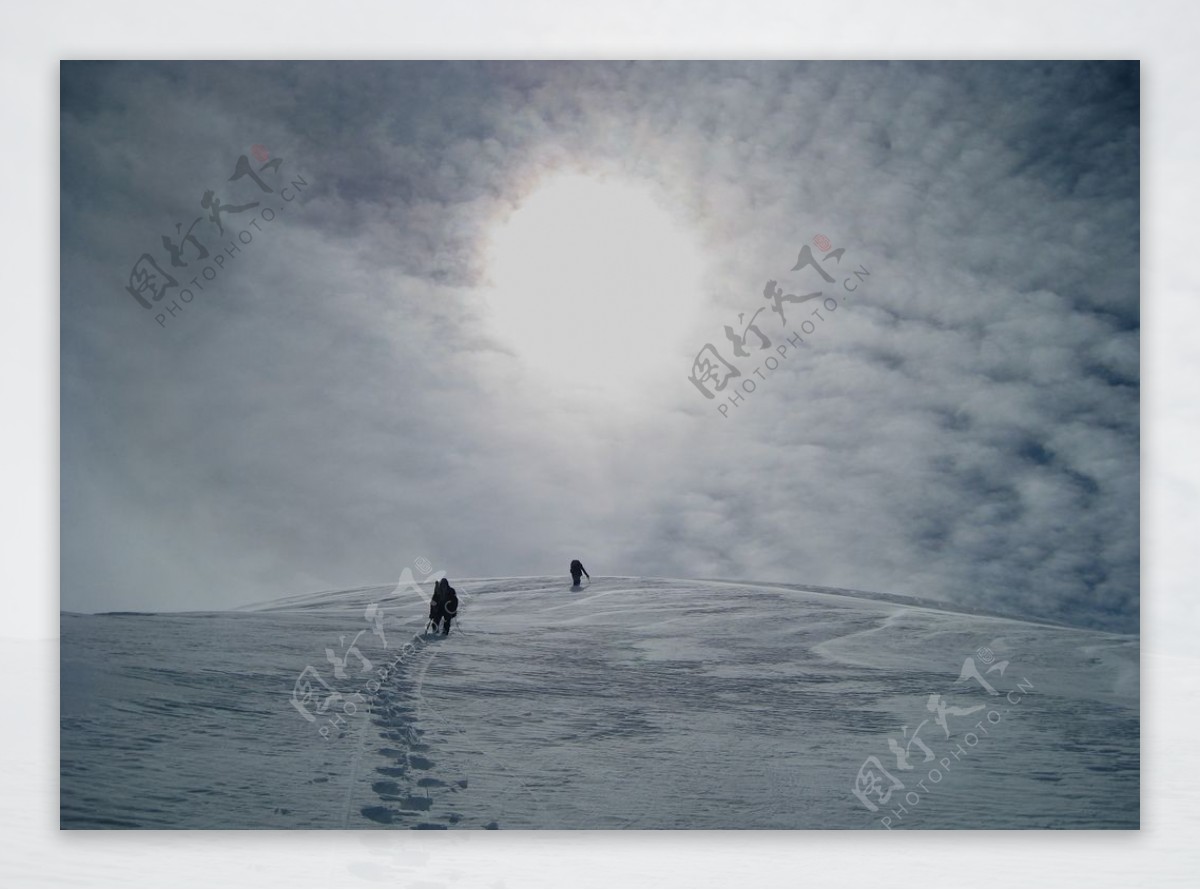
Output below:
[60,577,1138,829]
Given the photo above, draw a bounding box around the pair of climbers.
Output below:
[427,559,590,637]
[427,577,458,636]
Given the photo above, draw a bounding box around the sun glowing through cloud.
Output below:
[483,171,706,397]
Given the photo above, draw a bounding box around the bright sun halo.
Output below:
[484,172,705,396]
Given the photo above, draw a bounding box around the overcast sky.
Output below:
[60,61,1139,631]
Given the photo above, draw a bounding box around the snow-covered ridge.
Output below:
[235,574,1111,632]
[62,576,1138,829]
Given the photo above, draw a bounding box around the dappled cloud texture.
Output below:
[61,62,1138,631]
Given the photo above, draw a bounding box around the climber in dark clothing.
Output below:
[428,577,459,635]
[429,577,447,632]
[440,583,458,636]
[570,559,589,587]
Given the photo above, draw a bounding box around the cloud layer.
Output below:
[61,61,1139,631]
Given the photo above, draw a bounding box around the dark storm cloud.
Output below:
[60,61,1138,631]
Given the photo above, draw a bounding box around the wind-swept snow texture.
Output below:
[60,577,1138,829]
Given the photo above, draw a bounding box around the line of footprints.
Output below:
[360,659,499,830]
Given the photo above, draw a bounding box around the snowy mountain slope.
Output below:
[60,577,1138,829]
